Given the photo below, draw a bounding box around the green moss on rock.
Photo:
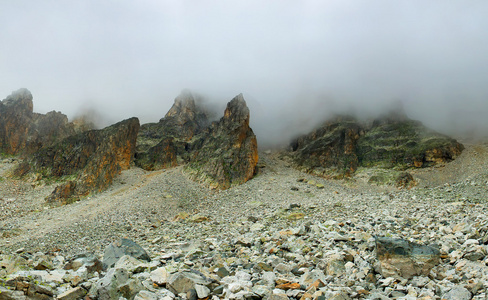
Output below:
[291,113,464,178]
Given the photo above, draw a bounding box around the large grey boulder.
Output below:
[92,267,143,300]
[442,286,472,300]
[167,270,213,295]
[56,286,87,300]
[102,238,151,270]
[63,253,103,274]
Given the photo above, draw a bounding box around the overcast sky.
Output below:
[2,1,488,146]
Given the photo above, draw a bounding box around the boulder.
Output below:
[3,273,54,299]
[167,270,212,295]
[93,267,142,300]
[0,286,27,300]
[184,94,259,189]
[375,237,440,279]
[395,172,417,188]
[150,267,170,286]
[56,286,87,300]
[441,286,472,300]
[134,290,159,300]
[0,255,28,277]
[102,238,150,270]
[63,253,103,274]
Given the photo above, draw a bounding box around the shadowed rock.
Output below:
[375,237,440,279]
[291,116,363,178]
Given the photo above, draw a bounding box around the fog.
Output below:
[2,1,488,147]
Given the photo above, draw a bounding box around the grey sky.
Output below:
[2,1,488,146]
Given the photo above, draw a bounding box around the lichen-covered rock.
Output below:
[136,91,258,189]
[291,116,362,178]
[184,94,258,189]
[0,89,93,156]
[23,117,140,205]
[291,112,463,178]
[135,91,210,170]
[357,116,464,169]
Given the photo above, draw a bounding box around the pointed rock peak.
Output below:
[3,88,32,102]
[2,88,33,111]
[165,90,198,118]
[223,93,250,124]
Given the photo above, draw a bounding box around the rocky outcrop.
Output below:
[20,118,140,205]
[185,94,259,189]
[135,91,210,170]
[136,92,258,189]
[291,112,464,178]
[357,116,464,169]
[0,89,93,156]
[0,89,35,155]
[291,116,363,178]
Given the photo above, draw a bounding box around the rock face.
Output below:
[0,88,92,156]
[357,114,464,169]
[136,92,258,189]
[20,118,140,205]
[291,112,464,178]
[135,91,210,170]
[291,116,363,178]
[185,94,259,189]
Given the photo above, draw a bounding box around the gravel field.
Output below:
[1,142,488,299]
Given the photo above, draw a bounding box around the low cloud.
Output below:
[1,1,487,147]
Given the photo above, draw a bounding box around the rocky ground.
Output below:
[1,142,488,299]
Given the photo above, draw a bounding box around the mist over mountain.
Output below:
[1,1,487,147]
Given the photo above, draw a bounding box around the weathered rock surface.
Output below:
[16,117,140,205]
[103,238,151,270]
[357,114,464,169]
[135,91,210,171]
[291,112,463,179]
[375,237,441,279]
[185,94,259,189]
[291,116,362,178]
[136,92,258,189]
[0,88,92,156]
